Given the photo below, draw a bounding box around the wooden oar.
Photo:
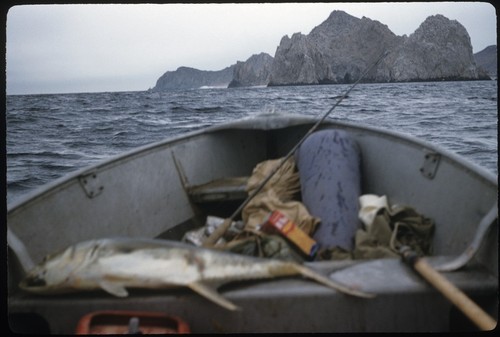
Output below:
[399,246,497,331]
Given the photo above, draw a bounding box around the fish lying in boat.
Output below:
[19,238,373,310]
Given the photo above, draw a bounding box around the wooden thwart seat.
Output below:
[187,177,249,203]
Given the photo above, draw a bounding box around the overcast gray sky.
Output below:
[6,2,497,95]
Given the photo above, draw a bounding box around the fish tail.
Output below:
[293,264,375,299]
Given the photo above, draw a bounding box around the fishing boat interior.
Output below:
[7,114,498,333]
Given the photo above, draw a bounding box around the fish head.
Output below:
[19,240,103,294]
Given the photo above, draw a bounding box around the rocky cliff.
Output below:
[270,11,401,85]
[387,14,481,82]
[228,53,274,88]
[153,65,235,91]
[269,11,488,85]
[153,11,490,90]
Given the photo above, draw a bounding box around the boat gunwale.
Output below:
[7,113,497,214]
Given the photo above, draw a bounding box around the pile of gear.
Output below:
[183,130,434,263]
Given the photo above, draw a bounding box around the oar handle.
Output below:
[400,247,496,331]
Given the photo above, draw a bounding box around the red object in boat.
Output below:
[75,310,190,334]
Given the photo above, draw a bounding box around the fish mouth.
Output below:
[18,278,72,295]
[19,274,47,291]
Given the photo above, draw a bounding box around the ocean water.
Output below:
[6,81,497,205]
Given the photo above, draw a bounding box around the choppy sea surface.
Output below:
[6,81,497,205]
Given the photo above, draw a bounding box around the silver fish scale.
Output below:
[193,249,295,282]
[95,248,201,286]
[78,244,292,288]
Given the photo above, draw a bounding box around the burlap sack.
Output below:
[243,189,320,235]
[243,157,319,235]
[246,157,300,201]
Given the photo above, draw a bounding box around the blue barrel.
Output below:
[295,129,362,250]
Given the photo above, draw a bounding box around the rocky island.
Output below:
[152,10,492,91]
[228,53,274,88]
[154,65,235,91]
[473,45,497,79]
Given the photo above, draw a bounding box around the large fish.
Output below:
[19,238,373,310]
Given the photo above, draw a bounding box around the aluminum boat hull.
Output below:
[8,114,497,333]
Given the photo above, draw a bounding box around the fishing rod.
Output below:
[203,49,390,247]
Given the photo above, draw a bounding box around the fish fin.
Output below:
[188,282,240,311]
[99,281,129,297]
[294,264,375,299]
